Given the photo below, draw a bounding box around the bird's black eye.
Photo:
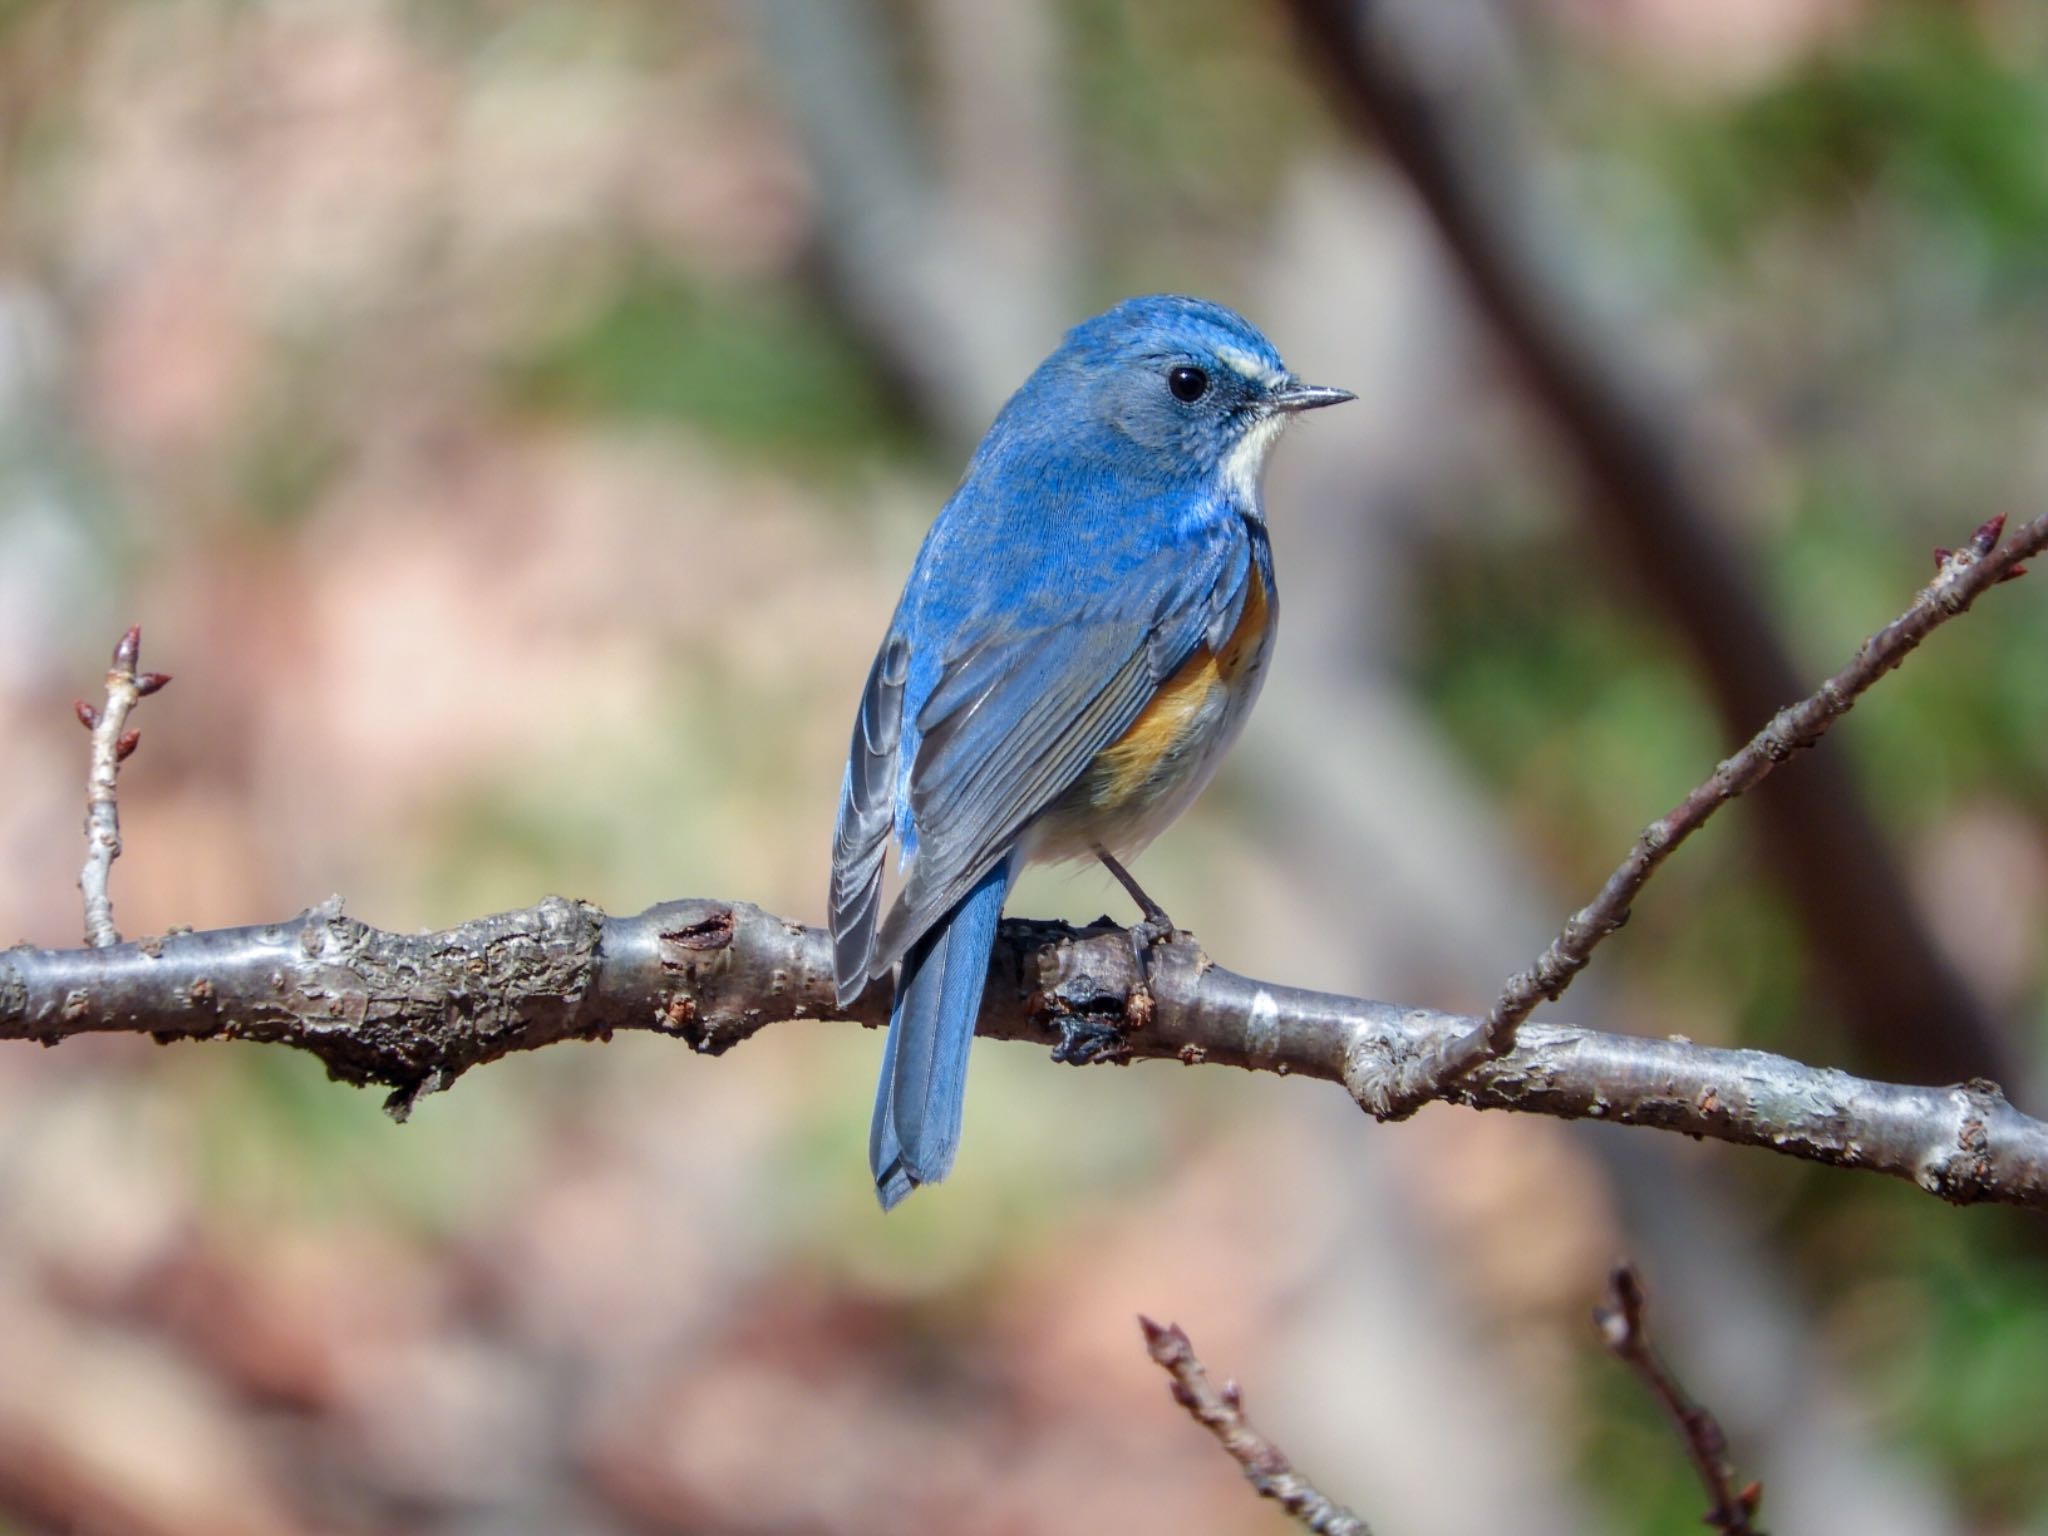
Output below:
[1168,365,1209,403]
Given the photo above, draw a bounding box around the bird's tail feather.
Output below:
[869,855,1013,1210]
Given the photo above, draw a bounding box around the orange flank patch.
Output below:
[1089,570,1269,807]
[1213,564,1270,680]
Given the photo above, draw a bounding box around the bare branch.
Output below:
[1366,510,2048,1112]
[16,498,2047,1210]
[4,897,2047,1208]
[1596,1265,1764,1536]
[1278,0,2011,1086]
[1139,1317,1373,1536]
[75,625,171,949]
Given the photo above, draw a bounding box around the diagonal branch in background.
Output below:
[5,896,2048,1210]
[73,624,170,949]
[751,0,1072,442]
[1140,1317,1375,1536]
[1279,0,2012,1088]
[1596,1265,1764,1536]
[1367,511,2045,1115]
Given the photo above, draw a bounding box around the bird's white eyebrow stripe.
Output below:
[1216,345,1284,387]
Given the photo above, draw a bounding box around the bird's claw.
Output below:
[1127,912,1190,988]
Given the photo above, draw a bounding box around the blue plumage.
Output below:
[870,854,1014,1209]
[830,294,1352,1208]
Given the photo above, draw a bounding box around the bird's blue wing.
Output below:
[864,520,1254,974]
[830,633,908,1003]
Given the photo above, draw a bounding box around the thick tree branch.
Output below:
[1140,1317,1374,1536]
[1596,1265,1764,1536]
[5,896,2046,1209]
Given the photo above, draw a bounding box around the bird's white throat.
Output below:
[1222,411,1289,507]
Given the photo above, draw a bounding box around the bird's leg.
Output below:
[1094,847,1185,978]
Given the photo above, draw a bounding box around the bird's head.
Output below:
[1032,294,1353,502]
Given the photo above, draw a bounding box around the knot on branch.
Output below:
[1916,1078,2010,1204]
[1341,1011,1453,1122]
[652,903,742,1052]
[280,895,606,1114]
[1012,916,1167,1066]
[1046,971,1138,1065]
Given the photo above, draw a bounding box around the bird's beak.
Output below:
[1268,378,1356,413]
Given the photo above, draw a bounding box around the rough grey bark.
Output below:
[6,897,2045,1209]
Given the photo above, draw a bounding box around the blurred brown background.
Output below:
[1,1,2046,1532]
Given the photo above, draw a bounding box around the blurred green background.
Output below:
[0,1,2045,1532]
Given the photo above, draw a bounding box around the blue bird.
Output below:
[830,294,1353,1209]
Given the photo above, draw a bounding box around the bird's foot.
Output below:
[1094,847,1191,986]
[1127,911,1192,988]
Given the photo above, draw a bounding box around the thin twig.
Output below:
[73,626,170,949]
[1596,1265,1763,1536]
[1379,510,2045,1113]
[1139,1317,1374,1536]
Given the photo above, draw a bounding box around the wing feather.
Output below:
[830,633,908,1003]
[871,534,1250,972]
